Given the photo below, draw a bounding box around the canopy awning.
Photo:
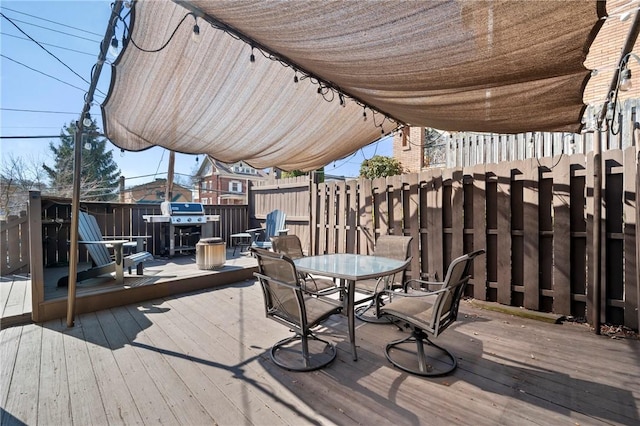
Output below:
[102,0,605,171]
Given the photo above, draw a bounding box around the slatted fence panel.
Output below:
[1,212,29,275]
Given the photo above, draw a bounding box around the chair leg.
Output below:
[270,331,337,371]
[355,293,393,324]
[384,329,457,377]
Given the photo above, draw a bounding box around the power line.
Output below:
[0,135,61,139]
[1,16,101,43]
[1,107,79,114]
[0,54,87,93]
[0,6,104,37]
[1,32,96,57]
[1,13,106,96]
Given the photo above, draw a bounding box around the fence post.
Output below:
[28,191,44,322]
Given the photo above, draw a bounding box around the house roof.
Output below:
[194,156,267,179]
[102,0,605,171]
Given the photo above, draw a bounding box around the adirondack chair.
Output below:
[246,209,288,250]
[57,212,153,287]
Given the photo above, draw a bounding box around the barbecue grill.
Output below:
[143,202,220,256]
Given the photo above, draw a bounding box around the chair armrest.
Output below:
[254,271,302,291]
[277,228,289,236]
[403,278,443,292]
[245,227,263,233]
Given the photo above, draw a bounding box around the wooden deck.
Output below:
[1,248,257,328]
[1,276,639,425]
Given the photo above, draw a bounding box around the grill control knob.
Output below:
[176,218,181,223]
[187,217,192,222]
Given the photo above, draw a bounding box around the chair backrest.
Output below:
[264,209,286,239]
[271,235,305,259]
[252,248,306,327]
[373,235,412,260]
[78,211,112,266]
[431,249,485,336]
[373,235,413,284]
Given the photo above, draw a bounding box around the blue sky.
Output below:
[0,0,392,185]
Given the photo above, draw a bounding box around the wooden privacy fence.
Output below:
[251,148,638,330]
[1,211,29,276]
[249,175,312,246]
[15,193,249,271]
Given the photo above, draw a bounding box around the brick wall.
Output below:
[584,0,640,103]
[392,126,425,173]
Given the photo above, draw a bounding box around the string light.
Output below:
[192,17,200,43]
[118,2,403,135]
[82,112,92,127]
[108,36,119,57]
[619,68,632,91]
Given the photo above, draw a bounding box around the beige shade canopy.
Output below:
[101,0,604,171]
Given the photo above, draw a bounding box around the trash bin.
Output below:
[196,237,226,270]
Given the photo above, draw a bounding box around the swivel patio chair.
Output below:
[271,235,338,294]
[379,249,485,376]
[354,235,413,323]
[252,248,343,371]
[246,209,288,250]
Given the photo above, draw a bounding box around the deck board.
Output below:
[1,278,639,425]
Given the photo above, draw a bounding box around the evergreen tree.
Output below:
[43,119,120,200]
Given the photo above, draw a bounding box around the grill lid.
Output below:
[161,202,205,216]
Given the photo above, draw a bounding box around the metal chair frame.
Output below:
[354,235,413,323]
[379,249,485,376]
[252,248,342,371]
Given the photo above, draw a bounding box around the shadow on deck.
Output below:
[1,278,639,425]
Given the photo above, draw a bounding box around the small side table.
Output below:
[230,232,252,255]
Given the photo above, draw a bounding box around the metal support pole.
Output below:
[591,12,640,334]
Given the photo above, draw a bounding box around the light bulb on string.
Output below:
[619,68,633,91]
[363,110,367,121]
[250,46,255,62]
[82,112,92,127]
[192,19,200,43]
[108,36,119,57]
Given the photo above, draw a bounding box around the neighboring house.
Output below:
[193,157,267,205]
[122,178,192,203]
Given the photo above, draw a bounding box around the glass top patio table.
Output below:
[294,253,409,361]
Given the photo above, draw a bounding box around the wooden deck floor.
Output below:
[1,277,639,425]
[0,249,257,327]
